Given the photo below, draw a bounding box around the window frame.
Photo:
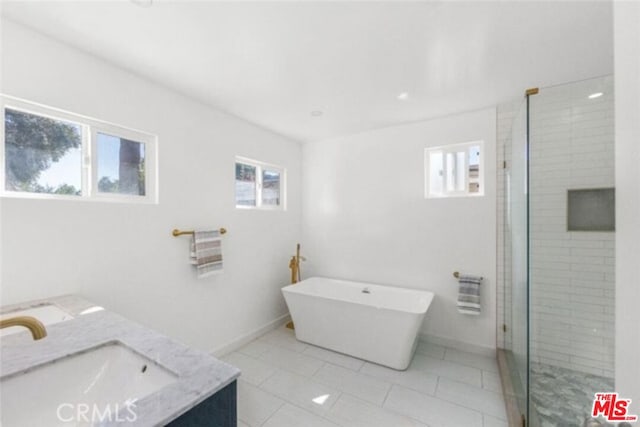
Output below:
[424,140,484,199]
[1,95,158,204]
[235,156,286,210]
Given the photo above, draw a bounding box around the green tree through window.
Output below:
[4,108,82,195]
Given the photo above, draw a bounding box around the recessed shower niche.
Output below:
[567,188,615,231]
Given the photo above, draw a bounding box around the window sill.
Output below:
[425,193,485,199]
[235,205,285,211]
[0,191,158,205]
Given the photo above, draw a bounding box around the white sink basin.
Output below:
[0,304,74,337]
[0,342,177,426]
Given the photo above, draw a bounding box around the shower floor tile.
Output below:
[225,325,507,427]
[530,363,615,427]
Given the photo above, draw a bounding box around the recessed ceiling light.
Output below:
[397,92,409,101]
[310,110,323,117]
[588,92,603,99]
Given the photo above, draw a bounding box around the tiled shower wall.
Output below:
[496,76,615,378]
[529,77,615,377]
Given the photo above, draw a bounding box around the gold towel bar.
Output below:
[172,228,227,237]
[453,271,484,280]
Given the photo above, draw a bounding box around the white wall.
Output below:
[614,0,640,408]
[302,108,497,351]
[0,21,302,353]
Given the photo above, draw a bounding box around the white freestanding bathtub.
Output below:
[282,277,434,370]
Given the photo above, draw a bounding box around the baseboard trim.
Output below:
[419,333,496,358]
[211,316,495,359]
[211,313,291,357]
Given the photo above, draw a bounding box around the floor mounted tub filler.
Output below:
[282,277,434,370]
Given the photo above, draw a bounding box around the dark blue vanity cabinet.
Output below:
[166,381,237,427]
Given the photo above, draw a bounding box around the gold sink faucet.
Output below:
[0,316,47,340]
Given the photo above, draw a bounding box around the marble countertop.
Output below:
[0,295,241,426]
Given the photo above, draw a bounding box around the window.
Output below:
[425,141,484,198]
[96,133,146,196]
[1,96,157,202]
[235,157,285,209]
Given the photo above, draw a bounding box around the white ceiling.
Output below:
[2,1,613,143]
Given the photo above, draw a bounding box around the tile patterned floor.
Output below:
[530,363,616,427]
[222,327,507,427]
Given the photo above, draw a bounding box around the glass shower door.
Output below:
[505,98,529,423]
[528,76,615,427]
[502,76,615,426]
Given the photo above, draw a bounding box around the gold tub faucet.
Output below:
[286,243,306,330]
[0,316,47,340]
[289,243,306,284]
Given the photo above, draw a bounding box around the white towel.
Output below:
[190,230,223,278]
[457,274,482,315]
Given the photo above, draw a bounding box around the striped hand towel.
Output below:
[190,230,223,278]
[457,274,482,315]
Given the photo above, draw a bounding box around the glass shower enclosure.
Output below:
[501,75,615,427]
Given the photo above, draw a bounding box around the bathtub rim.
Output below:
[282,276,434,315]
